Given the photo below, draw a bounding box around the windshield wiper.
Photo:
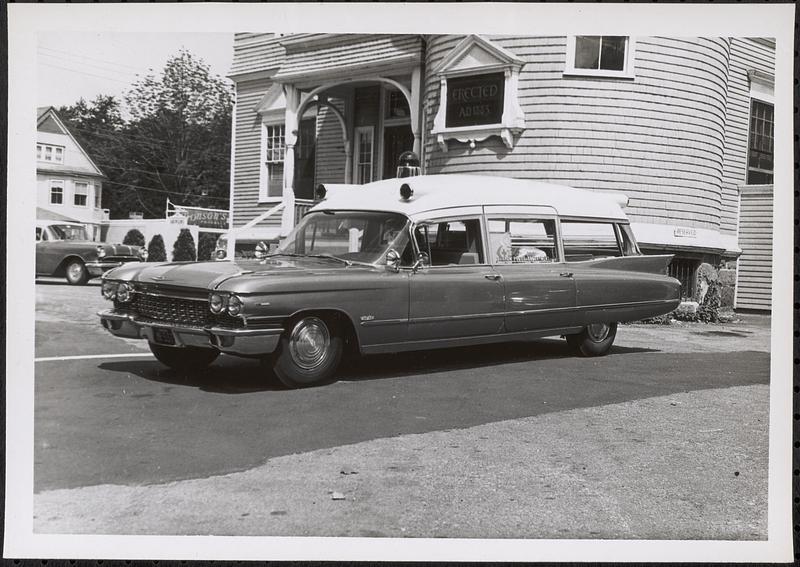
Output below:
[266,252,353,267]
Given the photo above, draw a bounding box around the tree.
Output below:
[172,229,197,261]
[117,50,233,218]
[147,234,167,262]
[122,229,145,247]
[197,232,219,261]
[58,95,126,209]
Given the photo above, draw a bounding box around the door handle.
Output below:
[559,272,574,278]
[484,274,502,281]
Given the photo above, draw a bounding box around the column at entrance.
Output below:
[281,84,300,235]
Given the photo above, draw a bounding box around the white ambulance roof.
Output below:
[309,175,629,221]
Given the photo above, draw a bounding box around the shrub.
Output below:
[122,228,146,247]
[198,232,219,261]
[147,234,167,262]
[172,228,197,262]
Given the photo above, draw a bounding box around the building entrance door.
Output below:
[382,124,414,179]
[294,117,317,200]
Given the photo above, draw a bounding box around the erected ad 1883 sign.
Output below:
[445,72,505,128]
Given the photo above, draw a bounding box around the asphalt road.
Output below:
[31,278,773,540]
[34,279,770,493]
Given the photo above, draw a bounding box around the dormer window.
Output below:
[564,36,636,79]
[431,35,526,152]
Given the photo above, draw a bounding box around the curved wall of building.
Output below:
[423,35,731,232]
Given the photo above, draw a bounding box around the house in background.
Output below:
[226,34,775,311]
[37,106,109,241]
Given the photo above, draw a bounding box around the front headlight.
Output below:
[101,280,118,300]
[96,245,106,259]
[209,293,225,313]
[227,294,243,316]
[116,282,133,303]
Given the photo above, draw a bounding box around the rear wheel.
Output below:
[65,260,89,285]
[270,315,343,388]
[149,342,220,371]
[566,322,618,357]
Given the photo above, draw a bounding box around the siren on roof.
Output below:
[315,184,327,200]
[396,151,421,179]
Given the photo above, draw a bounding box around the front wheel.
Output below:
[149,342,220,371]
[65,260,89,285]
[566,322,618,357]
[270,315,343,388]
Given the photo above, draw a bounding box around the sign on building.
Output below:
[166,199,230,231]
[445,72,505,128]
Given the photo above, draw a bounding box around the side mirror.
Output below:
[413,251,429,272]
[385,249,401,272]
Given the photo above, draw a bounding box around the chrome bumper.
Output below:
[86,261,134,277]
[97,309,282,356]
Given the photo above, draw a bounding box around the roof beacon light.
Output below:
[399,183,414,201]
[315,184,327,200]
[396,151,421,179]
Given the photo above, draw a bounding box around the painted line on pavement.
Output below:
[35,353,153,363]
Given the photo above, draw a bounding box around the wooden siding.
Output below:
[423,36,731,231]
[735,186,773,310]
[315,99,347,184]
[230,34,285,78]
[231,78,281,228]
[720,38,775,236]
[273,35,421,81]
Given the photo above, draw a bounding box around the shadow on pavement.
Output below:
[98,359,284,394]
[99,339,657,392]
[340,339,656,382]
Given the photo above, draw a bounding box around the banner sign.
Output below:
[445,72,505,128]
[167,200,230,229]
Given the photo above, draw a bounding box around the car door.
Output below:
[484,206,577,332]
[35,226,59,275]
[408,210,504,342]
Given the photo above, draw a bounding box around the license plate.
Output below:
[153,328,175,345]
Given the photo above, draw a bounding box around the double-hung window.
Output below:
[50,181,64,205]
[747,99,774,184]
[565,36,635,78]
[353,126,374,184]
[260,124,285,200]
[74,182,88,207]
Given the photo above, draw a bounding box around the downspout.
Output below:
[419,35,428,174]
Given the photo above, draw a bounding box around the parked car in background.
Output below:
[98,175,681,388]
[36,221,146,285]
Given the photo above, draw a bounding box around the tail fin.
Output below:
[587,254,674,275]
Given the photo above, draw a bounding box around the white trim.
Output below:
[353,126,375,184]
[748,69,775,104]
[563,36,636,80]
[431,35,526,152]
[258,123,286,202]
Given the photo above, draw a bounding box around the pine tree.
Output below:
[197,232,219,261]
[147,234,167,262]
[172,229,197,261]
[122,229,145,247]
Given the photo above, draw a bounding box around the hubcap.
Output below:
[67,263,83,280]
[586,323,610,342]
[288,317,330,371]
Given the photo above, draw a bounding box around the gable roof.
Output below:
[36,106,106,178]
